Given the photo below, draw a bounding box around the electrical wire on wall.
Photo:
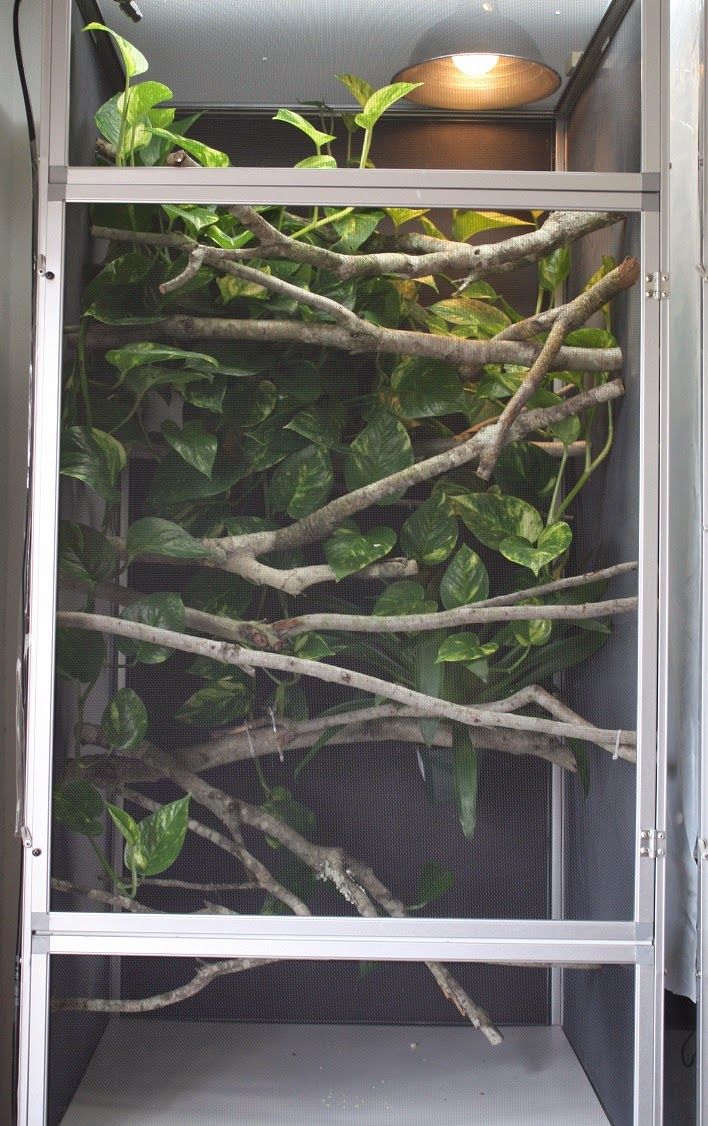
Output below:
[10,0,141,1112]
[11,0,37,1118]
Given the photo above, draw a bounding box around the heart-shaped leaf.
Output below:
[53,782,104,839]
[330,211,382,253]
[384,207,429,228]
[106,804,141,848]
[284,406,347,451]
[269,444,334,518]
[223,380,278,428]
[428,297,510,338]
[117,592,186,664]
[336,74,376,108]
[101,687,148,751]
[453,491,543,551]
[324,525,396,580]
[106,342,219,378]
[56,628,106,684]
[400,492,458,565]
[512,617,553,647]
[391,357,467,419]
[149,128,230,166]
[539,246,571,293]
[451,210,533,242]
[162,204,220,233]
[58,522,117,585]
[126,517,213,563]
[273,108,335,149]
[120,80,173,126]
[162,421,218,478]
[439,546,489,609]
[82,253,154,305]
[354,82,422,129]
[84,22,148,78]
[436,634,498,664]
[373,581,436,617]
[295,154,338,169]
[177,677,252,726]
[147,450,248,508]
[537,520,572,559]
[60,427,126,503]
[345,412,414,498]
[128,795,191,876]
[412,859,454,908]
[500,520,571,575]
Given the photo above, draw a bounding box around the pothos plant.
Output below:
[52,25,639,1038]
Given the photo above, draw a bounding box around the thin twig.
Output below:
[50,878,153,913]
[52,957,277,1013]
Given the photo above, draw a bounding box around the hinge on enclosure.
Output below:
[640,828,666,858]
[644,271,669,300]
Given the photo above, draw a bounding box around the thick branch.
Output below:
[93,210,620,285]
[77,703,577,783]
[475,258,639,479]
[203,379,625,570]
[272,596,636,640]
[221,555,418,595]
[62,611,635,758]
[64,562,636,652]
[81,313,622,373]
[225,207,621,286]
[496,258,640,342]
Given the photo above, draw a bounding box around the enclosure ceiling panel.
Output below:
[96,0,614,111]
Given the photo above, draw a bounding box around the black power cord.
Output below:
[11,1,36,1121]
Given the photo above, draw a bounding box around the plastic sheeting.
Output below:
[665,0,701,1002]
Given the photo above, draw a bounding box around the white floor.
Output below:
[59,1020,612,1125]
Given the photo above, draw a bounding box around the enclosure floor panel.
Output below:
[59,1020,611,1125]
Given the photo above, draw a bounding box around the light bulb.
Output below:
[451,53,500,79]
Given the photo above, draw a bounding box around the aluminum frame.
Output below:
[16,1,670,1123]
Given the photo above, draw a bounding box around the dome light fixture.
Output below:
[392,10,561,111]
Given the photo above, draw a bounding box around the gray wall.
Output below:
[562,8,642,1122]
[0,0,41,1120]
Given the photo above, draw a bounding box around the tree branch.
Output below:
[160,247,364,327]
[202,379,626,573]
[63,562,636,652]
[51,878,154,913]
[93,210,621,285]
[76,702,577,783]
[271,596,636,640]
[475,258,640,479]
[62,611,635,758]
[100,742,502,1041]
[52,956,277,1013]
[80,313,622,374]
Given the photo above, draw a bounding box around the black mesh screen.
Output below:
[52,201,640,930]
